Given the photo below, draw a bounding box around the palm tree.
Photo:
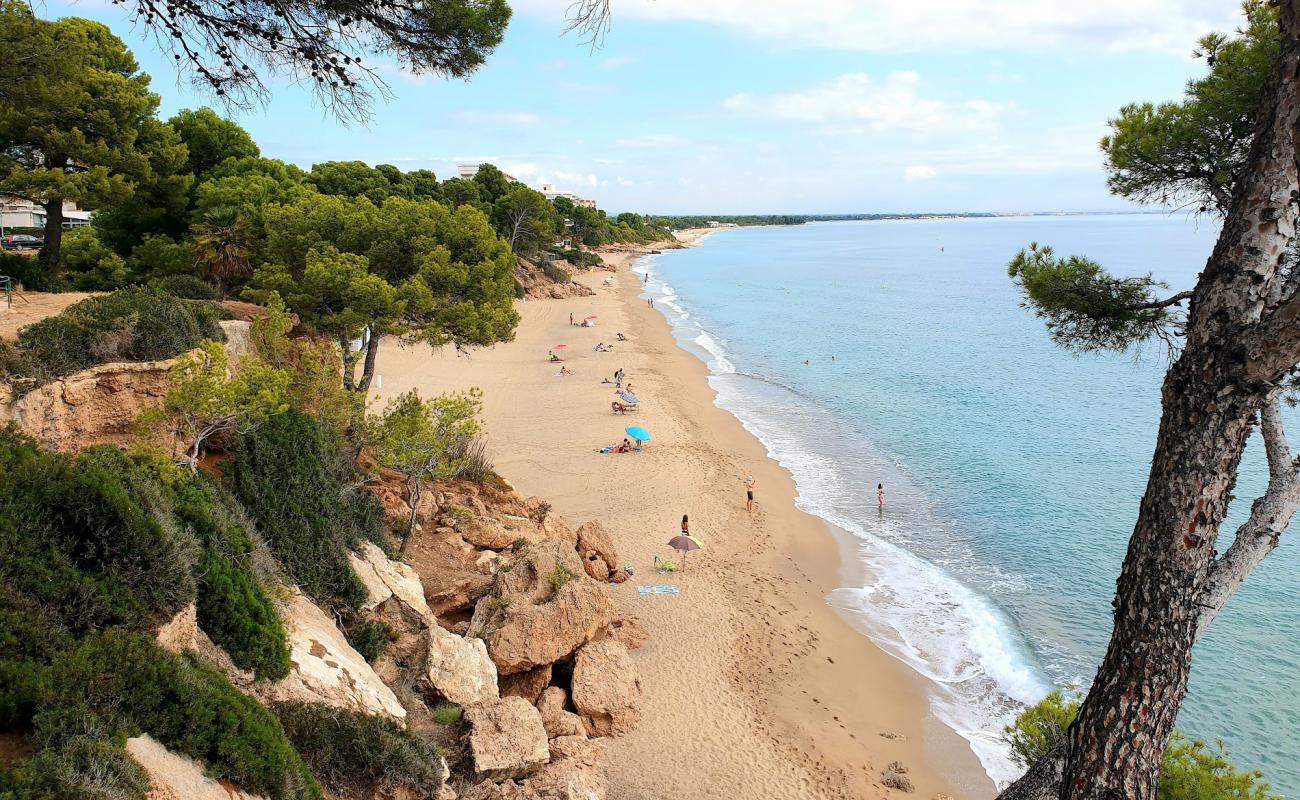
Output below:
[191,206,251,296]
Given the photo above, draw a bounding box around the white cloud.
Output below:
[598,55,635,69]
[451,109,542,125]
[614,134,688,149]
[904,165,940,182]
[511,0,1236,54]
[724,72,1009,132]
[553,170,599,188]
[501,162,540,177]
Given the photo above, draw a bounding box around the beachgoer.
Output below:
[559,366,573,376]
[681,514,690,536]
[804,359,810,365]
[569,313,574,326]
[744,475,756,513]
[877,483,885,510]
[617,332,628,341]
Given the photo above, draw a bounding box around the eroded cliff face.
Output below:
[0,320,251,453]
[514,257,596,300]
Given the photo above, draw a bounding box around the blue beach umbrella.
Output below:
[625,426,651,444]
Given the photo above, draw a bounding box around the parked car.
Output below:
[1,234,43,250]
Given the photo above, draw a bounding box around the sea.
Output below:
[631,214,1299,794]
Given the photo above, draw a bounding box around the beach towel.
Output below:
[637,584,680,595]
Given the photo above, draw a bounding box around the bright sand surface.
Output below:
[375,233,997,799]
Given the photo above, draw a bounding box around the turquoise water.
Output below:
[635,215,1298,793]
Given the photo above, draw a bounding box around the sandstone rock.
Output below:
[258,591,407,721]
[126,735,266,800]
[602,615,648,651]
[537,687,586,740]
[155,604,254,687]
[570,640,641,737]
[466,541,618,674]
[574,521,619,582]
[465,697,550,780]
[881,761,914,793]
[426,624,499,706]
[349,541,433,619]
[500,664,551,703]
[459,736,606,800]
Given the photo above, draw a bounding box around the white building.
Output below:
[540,183,597,209]
[456,163,520,183]
[1,196,90,230]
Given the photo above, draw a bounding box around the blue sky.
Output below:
[45,0,1243,214]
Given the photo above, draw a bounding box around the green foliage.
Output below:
[555,249,602,268]
[492,185,558,254]
[1004,693,1279,799]
[37,630,320,800]
[343,620,393,664]
[471,163,511,205]
[545,564,575,599]
[128,234,197,280]
[0,5,162,273]
[168,476,290,680]
[0,252,60,293]
[2,287,225,383]
[1007,242,1182,352]
[228,411,380,608]
[307,160,411,203]
[0,734,151,800]
[440,178,482,208]
[62,227,131,290]
[152,273,217,300]
[0,433,197,638]
[1102,1,1278,212]
[430,704,463,726]
[1003,689,1079,768]
[541,261,572,283]
[274,702,444,800]
[169,107,260,178]
[89,118,194,255]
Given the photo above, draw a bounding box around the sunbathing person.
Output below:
[616,332,628,341]
[612,400,637,414]
[549,351,563,362]
[558,365,573,376]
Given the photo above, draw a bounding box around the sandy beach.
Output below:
[376,232,997,799]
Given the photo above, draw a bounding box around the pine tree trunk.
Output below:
[39,198,64,280]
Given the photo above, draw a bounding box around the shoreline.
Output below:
[375,233,997,798]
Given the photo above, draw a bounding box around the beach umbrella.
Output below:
[625,426,650,443]
[667,534,702,570]
[553,344,569,349]
[585,315,599,320]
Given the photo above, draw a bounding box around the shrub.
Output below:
[0,251,62,293]
[38,631,321,800]
[430,704,462,726]
[1003,693,1279,800]
[545,564,575,599]
[229,411,380,609]
[0,735,151,800]
[5,287,226,383]
[344,620,392,664]
[128,234,196,280]
[449,436,494,483]
[170,478,290,680]
[541,261,571,284]
[63,228,131,291]
[0,433,197,636]
[153,273,217,299]
[275,702,444,800]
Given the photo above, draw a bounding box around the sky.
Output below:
[41,0,1245,214]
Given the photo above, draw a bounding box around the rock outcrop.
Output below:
[574,521,623,583]
[537,687,586,740]
[460,736,607,800]
[514,257,595,300]
[602,615,648,651]
[258,591,407,722]
[350,540,433,619]
[154,603,254,687]
[426,624,499,707]
[466,540,618,675]
[126,735,267,800]
[570,640,642,737]
[499,664,551,703]
[465,697,550,780]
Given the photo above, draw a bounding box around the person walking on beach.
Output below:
[877,483,885,510]
[744,475,756,513]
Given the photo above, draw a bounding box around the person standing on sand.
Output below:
[681,514,690,536]
[744,475,756,513]
[877,483,885,510]
[569,312,574,326]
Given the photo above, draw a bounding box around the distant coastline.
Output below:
[652,209,1173,230]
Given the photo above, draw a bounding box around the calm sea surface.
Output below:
[635,215,1298,793]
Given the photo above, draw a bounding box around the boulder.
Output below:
[465,697,550,780]
[500,664,551,703]
[602,615,648,651]
[466,541,618,674]
[349,540,433,619]
[462,518,520,551]
[426,624,499,707]
[257,591,407,722]
[126,735,266,800]
[574,521,620,582]
[537,687,586,740]
[460,736,606,800]
[570,640,641,737]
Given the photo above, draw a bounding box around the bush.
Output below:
[0,433,197,637]
[430,704,462,726]
[1003,692,1279,800]
[169,477,290,680]
[450,436,494,483]
[274,702,444,800]
[152,273,217,300]
[344,620,392,664]
[63,228,130,291]
[555,249,602,268]
[541,261,571,284]
[0,251,62,293]
[229,411,381,609]
[37,631,321,800]
[5,287,227,383]
[128,234,196,280]
[0,735,151,800]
